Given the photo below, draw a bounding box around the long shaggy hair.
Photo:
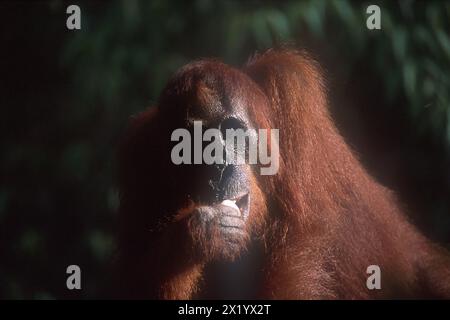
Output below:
[115,49,450,299]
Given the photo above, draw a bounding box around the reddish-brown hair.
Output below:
[115,49,450,299]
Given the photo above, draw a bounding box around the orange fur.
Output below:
[115,49,450,299]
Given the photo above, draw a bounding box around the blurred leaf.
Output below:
[107,188,119,212]
[303,2,324,36]
[88,231,114,263]
[251,11,273,48]
[392,27,408,62]
[435,29,450,58]
[266,10,290,40]
[19,230,44,257]
[402,59,416,98]
[60,143,91,182]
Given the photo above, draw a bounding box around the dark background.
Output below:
[0,0,449,299]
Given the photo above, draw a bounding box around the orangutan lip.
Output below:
[220,192,247,206]
[219,193,249,219]
[233,193,249,212]
[221,199,240,212]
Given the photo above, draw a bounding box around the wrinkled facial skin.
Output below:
[154,61,265,261]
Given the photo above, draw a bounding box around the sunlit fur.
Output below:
[115,49,450,299]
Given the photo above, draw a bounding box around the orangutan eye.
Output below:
[219,117,246,139]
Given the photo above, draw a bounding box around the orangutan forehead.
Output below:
[186,80,224,120]
[186,79,248,121]
[159,60,261,126]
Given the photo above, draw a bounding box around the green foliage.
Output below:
[64,0,450,146]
